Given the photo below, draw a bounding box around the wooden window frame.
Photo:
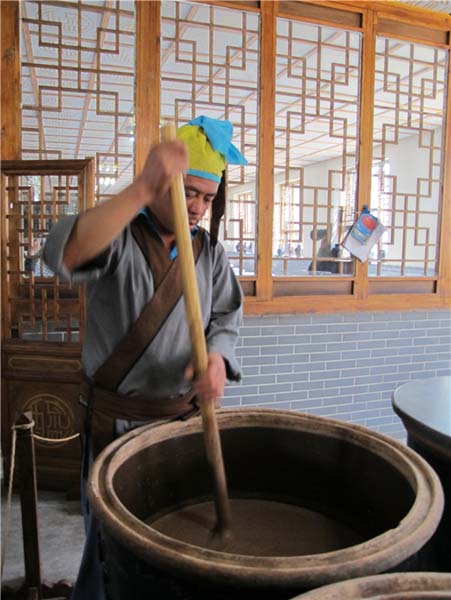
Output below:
[2,0,450,316]
[1,158,95,341]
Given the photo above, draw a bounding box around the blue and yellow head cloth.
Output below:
[176,115,248,183]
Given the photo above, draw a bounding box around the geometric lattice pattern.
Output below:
[20,1,135,205]
[273,18,361,277]
[371,37,448,276]
[1,161,92,341]
[160,1,259,276]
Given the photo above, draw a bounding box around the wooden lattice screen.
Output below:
[5,0,450,315]
[160,1,259,280]
[20,0,136,206]
[370,36,447,279]
[273,18,361,282]
[1,159,94,340]
[1,159,94,492]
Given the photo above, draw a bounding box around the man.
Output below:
[44,115,247,599]
[308,228,339,274]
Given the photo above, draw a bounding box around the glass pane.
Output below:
[160,1,259,276]
[370,38,448,277]
[273,19,361,277]
[20,1,136,205]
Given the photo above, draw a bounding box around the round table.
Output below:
[392,376,451,571]
[392,376,451,461]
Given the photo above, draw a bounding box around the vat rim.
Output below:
[89,408,445,589]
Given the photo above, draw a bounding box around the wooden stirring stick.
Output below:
[161,122,232,538]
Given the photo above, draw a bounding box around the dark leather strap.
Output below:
[131,211,173,287]
[80,373,198,421]
[92,214,204,391]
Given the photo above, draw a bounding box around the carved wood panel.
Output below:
[2,341,84,494]
[1,158,94,493]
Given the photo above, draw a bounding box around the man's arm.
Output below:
[62,140,188,272]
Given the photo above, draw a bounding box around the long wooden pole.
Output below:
[161,123,231,537]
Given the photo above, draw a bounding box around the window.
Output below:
[160,0,259,276]
[273,17,361,281]
[20,0,136,205]
[9,0,450,313]
[370,37,448,280]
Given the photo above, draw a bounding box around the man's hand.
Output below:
[184,352,226,408]
[136,140,188,203]
[61,140,188,272]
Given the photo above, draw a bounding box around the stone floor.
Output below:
[1,488,84,591]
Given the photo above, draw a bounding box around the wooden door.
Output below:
[1,159,94,494]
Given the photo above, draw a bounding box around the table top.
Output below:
[392,376,451,439]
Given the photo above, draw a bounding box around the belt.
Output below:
[80,373,199,422]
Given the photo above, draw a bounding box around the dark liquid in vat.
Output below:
[148,498,364,556]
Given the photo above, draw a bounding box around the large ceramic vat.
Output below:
[89,409,444,599]
[292,572,451,599]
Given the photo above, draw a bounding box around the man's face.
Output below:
[151,174,219,233]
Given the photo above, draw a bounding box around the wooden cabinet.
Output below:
[2,341,84,494]
[1,158,94,495]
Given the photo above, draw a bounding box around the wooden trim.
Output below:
[1,0,21,161]
[26,1,133,16]
[437,44,451,302]
[1,159,93,175]
[353,8,376,303]
[2,174,21,338]
[373,30,449,50]
[135,0,160,174]
[244,292,451,315]
[175,0,451,28]
[1,357,12,478]
[190,0,260,12]
[274,279,353,296]
[278,1,362,29]
[1,173,11,337]
[338,1,451,29]
[0,2,21,336]
[252,277,438,298]
[79,157,96,342]
[368,279,437,295]
[240,279,256,296]
[84,157,96,212]
[255,0,277,302]
[376,19,449,47]
[2,339,83,379]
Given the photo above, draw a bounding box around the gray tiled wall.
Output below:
[224,309,451,442]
